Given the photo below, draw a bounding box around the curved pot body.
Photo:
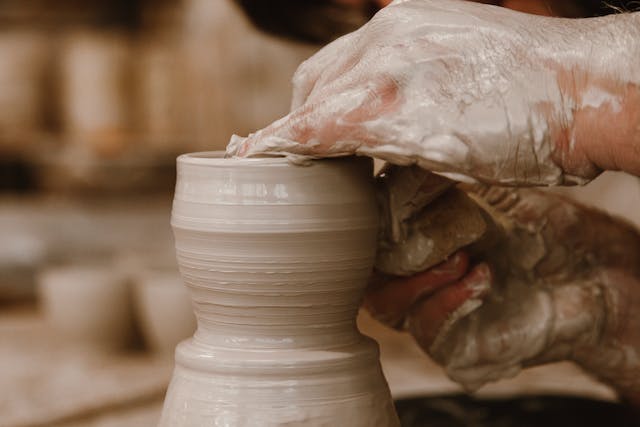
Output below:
[161,152,399,426]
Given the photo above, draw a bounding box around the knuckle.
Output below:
[291,60,313,88]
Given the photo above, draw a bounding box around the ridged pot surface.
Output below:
[160,152,399,427]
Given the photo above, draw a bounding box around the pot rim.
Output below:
[178,151,292,167]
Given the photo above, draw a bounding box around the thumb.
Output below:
[228,75,400,158]
[290,31,360,110]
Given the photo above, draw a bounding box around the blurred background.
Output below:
[0,1,315,425]
[1,0,639,426]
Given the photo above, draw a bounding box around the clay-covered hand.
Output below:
[227,0,640,184]
[365,187,640,404]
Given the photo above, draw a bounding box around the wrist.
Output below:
[542,13,640,180]
[575,82,640,177]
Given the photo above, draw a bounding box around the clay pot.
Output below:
[135,38,189,153]
[0,31,48,143]
[38,266,134,352]
[0,228,47,302]
[60,31,133,158]
[182,0,316,151]
[132,268,196,357]
[160,152,399,426]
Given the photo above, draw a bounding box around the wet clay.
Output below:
[375,165,490,276]
[160,153,399,427]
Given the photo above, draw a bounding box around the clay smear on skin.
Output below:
[537,63,639,179]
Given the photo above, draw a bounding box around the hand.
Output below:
[228,0,640,184]
[365,187,640,404]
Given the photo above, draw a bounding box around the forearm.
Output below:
[577,77,640,177]
[550,12,640,178]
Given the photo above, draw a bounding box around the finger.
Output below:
[291,31,361,110]
[233,74,400,158]
[363,252,469,328]
[409,263,492,351]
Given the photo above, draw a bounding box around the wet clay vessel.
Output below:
[160,152,399,426]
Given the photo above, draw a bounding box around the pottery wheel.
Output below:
[395,395,637,427]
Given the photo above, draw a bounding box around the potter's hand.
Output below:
[365,188,640,404]
[227,0,640,185]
